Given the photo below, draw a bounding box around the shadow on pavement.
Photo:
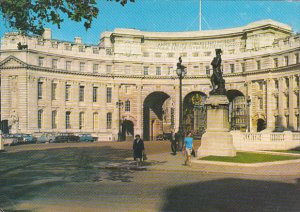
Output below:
[0,146,134,210]
[162,178,300,212]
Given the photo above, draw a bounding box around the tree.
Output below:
[0,0,135,35]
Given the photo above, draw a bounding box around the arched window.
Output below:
[125,100,130,112]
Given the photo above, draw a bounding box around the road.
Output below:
[1,142,300,211]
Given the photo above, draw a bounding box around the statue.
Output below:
[210,49,226,95]
[10,110,19,133]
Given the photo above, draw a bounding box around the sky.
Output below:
[0,0,300,44]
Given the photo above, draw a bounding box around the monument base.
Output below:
[197,132,236,157]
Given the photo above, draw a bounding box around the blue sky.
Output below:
[1,0,300,44]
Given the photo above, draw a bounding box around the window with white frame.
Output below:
[230,64,235,73]
[79,112,84,129]
[284,55,289,66]
[52,110,57,129]
[38,57,44,67]
[93,64,99,73]
[143,66,149,75]
[106,87,112,103]
[51,82,57,100]
[65,84,71,101]
[93,87,98,102]
[38,81,43,99]
[256,60,261,70]
[125,100,130,112]
[66,111,71,129]
[107,112,112,129]
[241,63,246,72]
[156,67,161,75]
[79,86,85,102]
[79,62,85,72]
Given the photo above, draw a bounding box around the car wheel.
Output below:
[49,139,52,143]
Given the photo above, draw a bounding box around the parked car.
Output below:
[54,133,80,143]
[20,134,37,143]
[3,134,19,146]
[79,134,95,142]
[37,133,56,143]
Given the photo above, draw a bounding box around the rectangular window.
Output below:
[125,100,130,112]
[78,46,85,52]
[66,61,71,71]
[106,48,113,55]
[93,64,99,73]
[51,42,58,48]
[38,81,43,99]
[259,81,263,90]
[205,66,210,75]
[65,84,71,101]
[275,80,279,89]
[93,87,98,102]
[51,83,57,100]
[52,59,58,69]
[38,110,43,129]
[79,86,85,102]
[93,112,99,130]
[79,62,85,72]
[65,44,71,51]
[241,63,246,72]
[295,53,299,64]
[66,111,71,129]
[193,66,199,72]
[168,66,173,75]
[273,58,278,68]
[79,112,84,129]
[107,112,112,129]
[193,52,199,57]
[285,78,289,88]
[143,52,149,57]
[106,87,112,103]
[284,56,289,66]
[180,52,187,57]
[230,64,235,73]
[143,67,149,75]
[256,60,261,70]
[204,52,211,56]
[156,67,161,75]
[93,47,99,54]
[52,110,57,129]
[168,53,174,58]
[38,57,44,67]
[106,65,112,74]
[155,52,161,58]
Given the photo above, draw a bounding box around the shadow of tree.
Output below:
[162,178,300,212]
[0,146,135,210]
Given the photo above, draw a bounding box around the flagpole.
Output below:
[199,0,202,31]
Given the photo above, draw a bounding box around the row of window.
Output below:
[37,110,114,130]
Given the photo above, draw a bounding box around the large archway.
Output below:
[143,92,171,141]
[226,90,246,131]
[183,91,207,138]
[257,118,266,132]
[122,120,134,141]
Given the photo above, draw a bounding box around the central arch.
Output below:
[227,89,246,131]
[143,92,171,141]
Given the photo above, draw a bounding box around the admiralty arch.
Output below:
[0,19,299,141]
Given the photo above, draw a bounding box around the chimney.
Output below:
[43,28,52,40]
[74,37,82,44]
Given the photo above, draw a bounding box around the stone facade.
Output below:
[0,19,299,141]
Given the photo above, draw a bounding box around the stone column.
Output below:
[136,85,143,136]
[289,76,295,130]
[277,77,285,131]
[265,79,275,131]
[113,84,120,141]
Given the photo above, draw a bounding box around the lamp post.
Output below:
[246,97,251,132]
[176,57,186,150]
[116,100,124,141]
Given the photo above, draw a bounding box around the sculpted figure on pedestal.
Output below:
[210,49,226,95]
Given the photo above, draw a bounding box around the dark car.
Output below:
[54,134,79,143]
[156,133,172,141]
[79,134,95,142]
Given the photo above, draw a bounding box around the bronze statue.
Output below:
[210,49,226,95]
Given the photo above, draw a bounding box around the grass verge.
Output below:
[270,150,300,154]
[199,152,300,163]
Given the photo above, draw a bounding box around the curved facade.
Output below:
[0,19,299,141]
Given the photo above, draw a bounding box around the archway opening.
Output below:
[183,91,207,138]
[122,120,134,141]
[257,118,266,132]
[227,90,246,131]
[143,92,170,141]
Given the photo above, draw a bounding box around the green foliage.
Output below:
[0,0,135,35]
[200,152,300,163]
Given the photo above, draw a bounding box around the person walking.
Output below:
[183,132,193,166]
[133,134,145,166]
[170,131,177,155]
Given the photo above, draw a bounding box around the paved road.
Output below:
[1,142,300,211]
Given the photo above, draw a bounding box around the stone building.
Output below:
[0,19,299,141]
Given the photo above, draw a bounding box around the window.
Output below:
[38,57,44,67]
[143,52,149,57]
[52,111,57,129]
[205,66,210,75]
[155,52,161,58]
[256,60,261,70]
[106,48,113,55]
[65,44,71,51]
[37,109,43,129]
[193,66,199,72]
[284,56,289,66]
[295,53,299,64]
[93,64,99,73]
[79,62,85,72]
[168,66,173,75]
[125,100,130,112]
[275,80,279,89]
[273,58,278,68]
[241,63,246,72]
[78,46,85,52]
[52,59,58,69]
[143,67,149,75]
[259,81,263,90]
[285,78,289,88]
[106,87,112,103]
[180,53,187,57]
[168,53,174,58]
[66,61,71,71]
[51,42,58,48]
[156,67,161,76]
[79,86,85,102]
[65,84,71,101]
[230,64,235,73]
[66,111,71,129]
[106,65,112,74]
[79,112,84,129]
[93,112,99,130]
[93,48,99,54]
[107,112,112,129]
[51,82,57,100]
[204,52,211,56]
[38,81,43,99]
[93,87,98,102]
[193,52,199,57]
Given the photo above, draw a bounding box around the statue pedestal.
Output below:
[197,95,236,157]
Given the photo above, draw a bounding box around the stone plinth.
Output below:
[197,95,236,157]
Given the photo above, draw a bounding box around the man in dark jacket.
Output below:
[133,134,145,166]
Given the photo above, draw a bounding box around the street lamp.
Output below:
[116,100,124,141]
[246,97,251,132]
[176,57,186,150]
